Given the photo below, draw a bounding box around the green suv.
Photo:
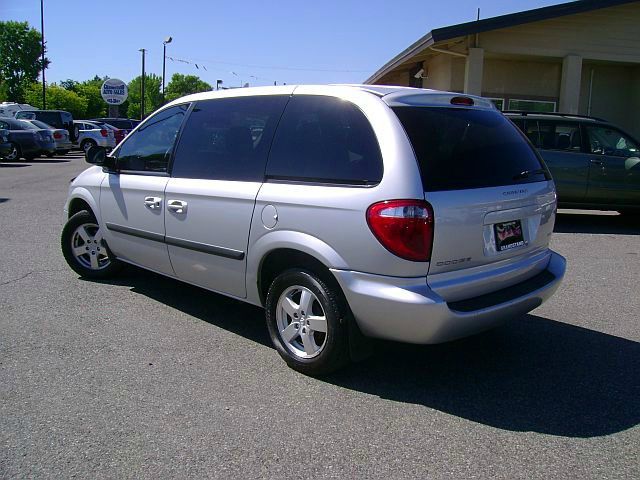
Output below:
[506,112,639,215]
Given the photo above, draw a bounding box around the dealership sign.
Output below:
[101,79,128,105]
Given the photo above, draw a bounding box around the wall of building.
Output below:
[481,59,561,103]
[477,3,640,64]
[422,55,453,91]
[578,63,640,139]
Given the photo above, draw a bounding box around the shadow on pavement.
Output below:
[86,267,640,438]
[328,314,640,438]
[0,198,9,203]
[554,212,640,235]
[0,163,30,168]
[33,159,71,164]
[87,266,271,348]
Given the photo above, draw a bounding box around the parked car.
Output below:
[62,85,566,375]
[15,109,79,144]
[88,121,126,145]
[506,111,640,215]
[22,119,73,156]
[0,102,37,118]
[0,117,56,160]
[0,129,12,158]
[90,118,140,135]
[73,120,116,152]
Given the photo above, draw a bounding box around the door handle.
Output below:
[590,159,604,166]
[144,196,162,209]
[167,199,188,214]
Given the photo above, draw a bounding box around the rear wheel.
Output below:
[61,210,122,279]
[81,139,97,153]
[266,270,349,376]
[4,142,20,161]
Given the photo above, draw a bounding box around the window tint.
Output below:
[586,126,639,157]
[172,96,288,181]
[31,119,52,129]
[266,95,383,184]
[36,112,61,127]
[20,121,38,130]
[116,104,188,172]
[525,120,582,152]
[393,107,549,192]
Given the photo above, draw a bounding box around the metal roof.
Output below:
[365,0,638,84]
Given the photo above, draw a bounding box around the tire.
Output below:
[265,269,349,376]
[46,152,55,158]
[81,139,97,153]
[61,210,122,279]
[59,150,69,155]
[4,142,20,161]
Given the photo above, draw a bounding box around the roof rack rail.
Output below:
[502,110,605,122]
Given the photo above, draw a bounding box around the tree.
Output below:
[165,73,212,102]
[0,21,49,103]
[25,83,87,118]
[127,74,163,119]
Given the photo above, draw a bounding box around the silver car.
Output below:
[61,85,566,375]
[23,119,73,155]
[73,120,116,152]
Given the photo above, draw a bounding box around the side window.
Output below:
[525,120,581,152]
[116,104,188,173]
[266,95,383,184]
[586,126,639,157]
[171,96,289,181]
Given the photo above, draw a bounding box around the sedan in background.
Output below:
[22,119,73,156]
[73,121,116,152]
[0,117,55,160]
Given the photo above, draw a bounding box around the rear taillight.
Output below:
[366,200,434,262]
[100,129,108,137]
[54,132,63,139]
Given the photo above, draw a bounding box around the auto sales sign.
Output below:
[101,79,128,105]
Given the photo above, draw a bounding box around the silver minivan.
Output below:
[61,85,566,375]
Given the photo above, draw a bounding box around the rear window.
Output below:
[35,112,61,127]
[393,107,549,191]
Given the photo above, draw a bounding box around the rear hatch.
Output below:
[391,100,557,300]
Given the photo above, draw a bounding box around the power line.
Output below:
[165,55,372,73]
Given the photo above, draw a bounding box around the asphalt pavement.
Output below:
[1,154,638,479]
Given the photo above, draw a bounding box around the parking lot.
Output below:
[1,153,638,478]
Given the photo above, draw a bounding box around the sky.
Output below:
[2,0,563,89]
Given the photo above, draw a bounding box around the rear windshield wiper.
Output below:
[513,168,548,180]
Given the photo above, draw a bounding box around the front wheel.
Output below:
[61,210,122,279]
[265,270,349,376]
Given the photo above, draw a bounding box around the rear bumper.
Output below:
[55,140,73,150]
[331,250,566,344]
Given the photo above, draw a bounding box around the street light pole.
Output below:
[40,0,46,109]
[162,36,172,104]
[139,48,146,120]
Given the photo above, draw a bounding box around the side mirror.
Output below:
[85,145,115,169]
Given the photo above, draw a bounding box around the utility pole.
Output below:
[139,48,146,120]
[40,0,46,109]
[162,36,172,104]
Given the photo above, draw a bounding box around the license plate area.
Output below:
[494,220,525,252]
